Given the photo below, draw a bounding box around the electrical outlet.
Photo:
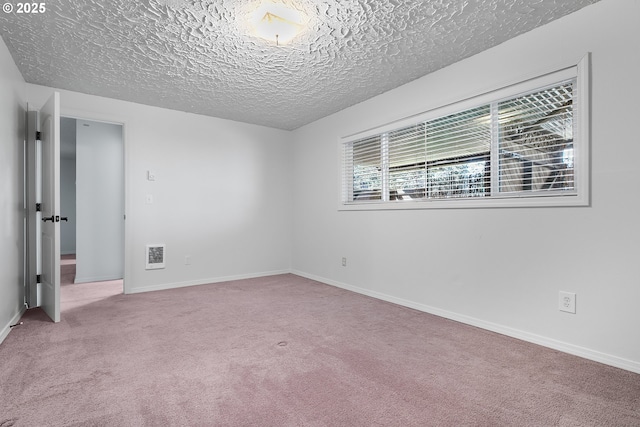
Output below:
[147,170,156,181]
[342,257,347,267]
[559,291,576,314]
[145,194,153,204]
[184,255,191,265]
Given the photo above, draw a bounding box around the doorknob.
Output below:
[42,216,68,222]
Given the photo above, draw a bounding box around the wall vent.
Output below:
[146,244,166,270]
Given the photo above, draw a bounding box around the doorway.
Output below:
[59,117,124,303]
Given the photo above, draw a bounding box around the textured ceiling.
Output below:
[0,0,599,130]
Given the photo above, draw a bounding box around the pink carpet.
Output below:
[1,272,639,426]
[59,255,123,311]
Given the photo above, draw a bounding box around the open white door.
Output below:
[39,92,61,322]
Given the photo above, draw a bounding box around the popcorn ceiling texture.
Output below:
[0,0,599,130]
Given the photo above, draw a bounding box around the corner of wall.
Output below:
[0,35,28,344]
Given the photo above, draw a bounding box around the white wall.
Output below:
[27,85,293,294]
[75,119,124,283]
[60,118,76,255]
[60,156,76,254]
[0,37,27,342]
[291,0,640,373]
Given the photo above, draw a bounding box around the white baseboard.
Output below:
[292,270,640,375]
[126,269,292,295]
[0,304,27,345]
[74,274,122,284]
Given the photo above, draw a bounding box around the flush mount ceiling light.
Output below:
[250,3,307,45]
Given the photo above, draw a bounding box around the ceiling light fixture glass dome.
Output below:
[250,2,307,45]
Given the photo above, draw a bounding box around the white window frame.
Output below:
[339,54,590,210]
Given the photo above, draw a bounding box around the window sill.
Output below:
[338,192,588,211]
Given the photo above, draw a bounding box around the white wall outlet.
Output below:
[342,257,347,267]
[184,255,191,265]
[147,170,156,181]
[559,291,576,314]
[145,194,153,204]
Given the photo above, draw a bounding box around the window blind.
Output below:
[498,81,575,193]
[388,123,426,199]
[425,106,491,199]
[341,61,586,208]
[346,134,382,201]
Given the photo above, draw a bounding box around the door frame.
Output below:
[60,108,130,294]
[25,109,40,309]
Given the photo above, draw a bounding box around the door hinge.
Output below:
[35,131,41,140]
[36,203,41,212]
[36,274,41,283]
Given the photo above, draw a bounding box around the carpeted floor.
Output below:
[59,254,123,311]
[1,270,639,426]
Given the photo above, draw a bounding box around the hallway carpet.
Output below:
[59,254,123,311]
[1,274,639,426]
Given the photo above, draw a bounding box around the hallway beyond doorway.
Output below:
[61,254,122,312]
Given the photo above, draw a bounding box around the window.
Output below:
[498,81,574,194]
[341,57,589,209]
